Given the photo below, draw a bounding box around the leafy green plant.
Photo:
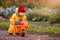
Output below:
[49,12,60,24]
[26,12,49,21]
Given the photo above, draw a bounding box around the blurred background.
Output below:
[0,0,60,36]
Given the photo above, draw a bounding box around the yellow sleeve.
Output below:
[10,7,18,22]
[23,15,26,20]
[10,13,16,22]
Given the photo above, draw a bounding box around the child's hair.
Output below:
[18,5,26,13]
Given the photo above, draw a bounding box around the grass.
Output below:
[0,20,60,36]
[28,21,60,36]
[0,21,10,30]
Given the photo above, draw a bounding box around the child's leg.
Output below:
[8,25,14,34]
[13,26,16,36]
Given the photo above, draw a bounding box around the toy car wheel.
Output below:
[21,29,25,37]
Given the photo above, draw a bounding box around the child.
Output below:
[8,5,27,35]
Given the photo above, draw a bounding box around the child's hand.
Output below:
[11,22,15,25]
[15,20,20,25]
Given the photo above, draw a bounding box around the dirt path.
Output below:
[0,30,60,40]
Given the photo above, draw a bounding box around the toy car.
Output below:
[13,18,28,37]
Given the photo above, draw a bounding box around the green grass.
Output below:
[0,21,60,36]
[28,21,60,36]
[0,21,10,29]
[28,21,40,27]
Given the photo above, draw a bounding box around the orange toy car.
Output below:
[13,18,29,37]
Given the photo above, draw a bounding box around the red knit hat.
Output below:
[18,5,26,13]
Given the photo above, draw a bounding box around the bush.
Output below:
[26,8,60,23]
[26,11,49,21]
[49,12,60,24]
[39,15,49,21]
[26,12,42,21]
[26,4,34,9]
[26,12,34,21]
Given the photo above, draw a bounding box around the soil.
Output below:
[0,30,60,40]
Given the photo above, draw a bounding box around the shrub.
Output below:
[49,12,60,24]
[26,12,42,21]
[26,11,49,21]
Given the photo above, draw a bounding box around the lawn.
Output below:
[28,21,60,36]
[0,21,60,36]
